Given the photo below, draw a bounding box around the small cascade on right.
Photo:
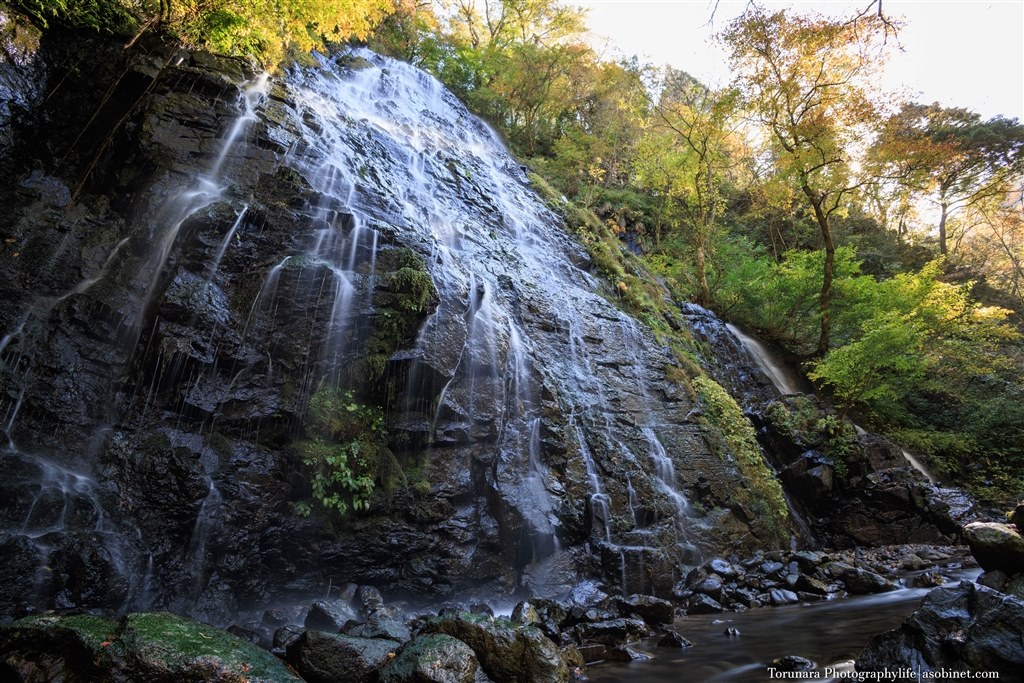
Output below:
[725,322,806,396]
[680,302,978,551]
[726,321,938,483]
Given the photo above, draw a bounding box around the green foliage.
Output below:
[692,376,790,543]
[296,387,391,516]
[363,247,437,381]
[10,0,138,34]
[809,261,1018,416]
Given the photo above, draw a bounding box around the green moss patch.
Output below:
[693,376,791,544]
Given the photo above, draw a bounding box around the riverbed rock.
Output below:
[0,612,301,682]
[687,593,724,614]
[286,630,397,683]
[857,581,1024,677]
[379,634,486,683]
[657,631,693,648]
[769,589,800,606]
[613,594,675,625]
[963,522,1024,573]
[768,655,816,672]
[343,609,412,643]
[572,618,650,646]
[510,599,566,640]
[421,612,569,683]
[830,563,898,594]
[305,598,360,632]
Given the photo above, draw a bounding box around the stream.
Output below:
[589,570,980,682]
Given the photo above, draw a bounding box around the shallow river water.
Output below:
[588,571,980,682]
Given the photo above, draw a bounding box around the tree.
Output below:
[636,69,738,305]
[959,188,1024,309]
[869,103,1024,256]
[809,261,1017,423]
[159,0,394,65]
[722,5,893,355]
[420,0,591,154]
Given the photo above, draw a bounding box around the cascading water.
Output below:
[725,318,938,484]
[1,46,792,619]
[271,48,730,592]
[725,322,805,396]
[0,66,270,617]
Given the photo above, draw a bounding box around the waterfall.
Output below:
[725,322,804,396]
[725,317,938,484]
[285,47,722,585]
[2,46,790,615]
[0,67,271,616]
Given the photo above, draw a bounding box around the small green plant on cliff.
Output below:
[296,386,393,516]
[363,247,437,380]
[692,375,790,542]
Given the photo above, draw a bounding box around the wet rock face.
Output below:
[857,581,1024,677]
[0,37,778,622]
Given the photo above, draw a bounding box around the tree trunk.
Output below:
[938,202,948,256]
[803,186,833,356]
[695,239,710,307]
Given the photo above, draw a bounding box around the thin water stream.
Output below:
[589,571,980,682]
[725,322,937,484]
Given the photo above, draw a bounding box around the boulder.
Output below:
[421,612,569,683]
[707,558,738,579]
[769,589,799,606]
[356,585,386,614]
[687,593,724,614]
[343,605,411,642]
[769,655,816,672]
[380,634,486,683]
[963,522,1024,574]
[572,618,649,646]
[857,581,1024,676]
[657,631,693,648]
[613,594,675,625]
[0,612,301,682]
[1009,504,1024,530]
[305,598,360,632]
[287,630,397,683]
[831,563,897,594]
[511,599,567,639]
[692,575,724,600]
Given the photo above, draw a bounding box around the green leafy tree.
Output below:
[809,261,1017,420]
[638,69,738,305]
[869,103,1024,256]
[722,5,893,355]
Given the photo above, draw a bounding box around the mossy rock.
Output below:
[0,612,301,682]
[118,612,299,681]
[380,633,483,683]
[693,376,792,545]
[421,612,569,683]
[287,630,397,683]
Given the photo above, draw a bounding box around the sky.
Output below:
[578,0,1024,121]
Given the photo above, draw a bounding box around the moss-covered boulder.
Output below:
[421,612,569,683]
[0,612,301,682]
[286,630,397,683]
[380,634,486,683]
[964,522,1024,574]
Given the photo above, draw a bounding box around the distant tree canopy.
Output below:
[10,0,395,66]
[869,103,1024,256]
